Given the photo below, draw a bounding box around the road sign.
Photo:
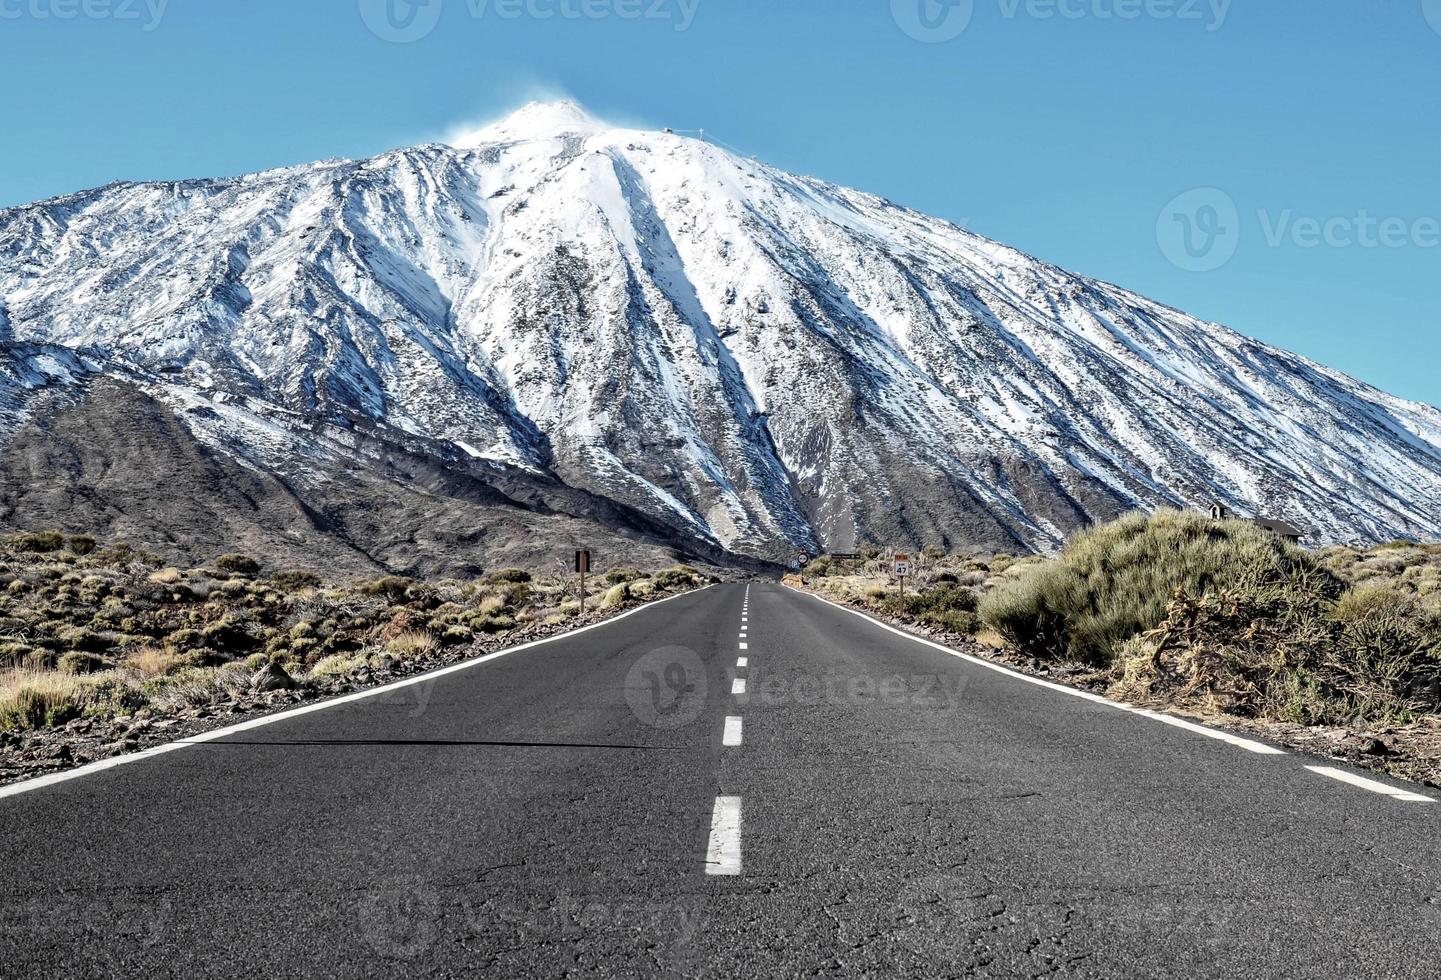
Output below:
[798,552,810,567]
[829,553,861,561]
[894,554,911,577]
[576,550,592,616]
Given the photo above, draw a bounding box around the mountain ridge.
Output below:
[3,100,1440,567]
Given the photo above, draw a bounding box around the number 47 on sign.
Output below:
[894,554,911,598]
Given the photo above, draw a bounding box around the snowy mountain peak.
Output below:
[451,99,608,146]
[3,112,1441,560]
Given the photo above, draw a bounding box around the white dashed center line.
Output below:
[705,796,743,876]
[739,642,748,650]
[736,657,748,668]
[732,678,747,695]
[723,716,743,746]
[1306,766,1436,802]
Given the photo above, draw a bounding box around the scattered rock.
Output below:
[250,662,296,693]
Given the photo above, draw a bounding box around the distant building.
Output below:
[1208,502,1305,544]
[1251,518,1305,545]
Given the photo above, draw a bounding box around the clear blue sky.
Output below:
[2,0,1438,405]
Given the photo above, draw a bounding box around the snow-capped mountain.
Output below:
[3,99,1441,566]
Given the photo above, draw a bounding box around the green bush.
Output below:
[57,626,115,652]
[214,553,261,577]
[271,569,321,591]
[980,510,1333,666]
[604,567,645,585]
[357,576,413,600]
[474,615,516,634]
[441,626,473,646]
[58,651,111,675]
[66,535,97,556]
[486,568,532,585]
[11,531,64,554]
[1112,571,1441,726]
[0,642,33,665]
[883,582,981,635]
[652,567,696,590]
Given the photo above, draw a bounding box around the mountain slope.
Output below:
[3,100,1440,562]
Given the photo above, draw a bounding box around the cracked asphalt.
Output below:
[2,582,1439,978]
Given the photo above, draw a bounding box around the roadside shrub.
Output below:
[128,647,182,678]
[385,630,437,659]
[486,569,532,585]
[58,651,111,675]
[57,626,115,653]
[0,642,33,666]
[599,583,631,609]
[980,510,1333,666]
[604,567,645,585]
[653,567,697,590]
[473,615,516,634]
[214,553,260,577]
[358,576,412,600]
[441,626,473,646]
[309,653,366,679]
[271,569,321,591]
[1111,571,1441,726]
[884,582,980,635]
[11,531,64,554]
[66,535,97,556]
[0,671,96,729]
[94,542,136,566]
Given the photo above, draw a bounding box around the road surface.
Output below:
[2,582,1438,978]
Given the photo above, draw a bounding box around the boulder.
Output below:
[250,662,296,693]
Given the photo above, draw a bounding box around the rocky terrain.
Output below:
[4,101,1441,570]
[0,527,714,785]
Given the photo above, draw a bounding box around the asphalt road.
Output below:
[3,582,1439,978]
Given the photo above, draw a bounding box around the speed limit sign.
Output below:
[894,554,911,577]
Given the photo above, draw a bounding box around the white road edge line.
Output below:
[705,796,743,875]
[723,716,743,747]
[732,679,747,695]
[787,586,1287,757]
[1305,766,1436,802]
[0,586,717,803]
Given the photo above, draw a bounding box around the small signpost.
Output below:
[575,550,592,615]
[894,553,911,599]
[797,552,810,569]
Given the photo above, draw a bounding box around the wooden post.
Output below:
[576,550,591,616]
